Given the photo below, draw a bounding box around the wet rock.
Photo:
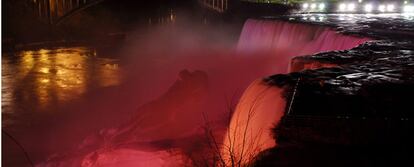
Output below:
[254,17,414,166]
[266,40,414,117]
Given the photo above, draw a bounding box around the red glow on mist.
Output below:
[41,19,370,166]
[81,149,187,167]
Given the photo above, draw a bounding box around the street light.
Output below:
[387,4,395,12]
[310,3,317,9]
[364,4,373,12]
[379,4,386,12]
[339,3,347,11]
[319,3,325,10]
[404,5,414,13]
[303,3,309,10]
[347,3,356,11]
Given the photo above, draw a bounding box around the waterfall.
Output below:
[41,19,370,167]
[222,19,370,165]
[237,19,370,56]
[221,79,285,165]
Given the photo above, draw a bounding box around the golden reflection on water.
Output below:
[2,47,122,113]
[19,51,35,77]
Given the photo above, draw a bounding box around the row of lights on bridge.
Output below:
[301,0,414,13]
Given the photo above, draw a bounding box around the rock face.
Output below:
[269,40,413,143]
[253,15,414,166]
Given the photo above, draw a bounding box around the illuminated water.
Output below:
[2,47,122,166]
[222,19,370,166]
[2,17,371,166]
[2,47,121,122]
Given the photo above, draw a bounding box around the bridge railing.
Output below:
[199,0,229,13]
[29,0,103,24]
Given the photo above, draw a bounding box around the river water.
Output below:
[2,46,123,166]
[2,12,375,166]
[2,47,122,125]
[1,11,242,167]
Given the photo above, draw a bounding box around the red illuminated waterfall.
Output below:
[237,19,370,56]
[221,80,285,165]
[222,19,370,165]
[42,19,370,167]
[238,19,370,73]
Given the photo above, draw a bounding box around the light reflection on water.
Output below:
[2,47,122,126]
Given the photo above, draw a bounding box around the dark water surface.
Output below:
[2,46,123,166]
[1,1,244,165]
[2,47,122,125]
